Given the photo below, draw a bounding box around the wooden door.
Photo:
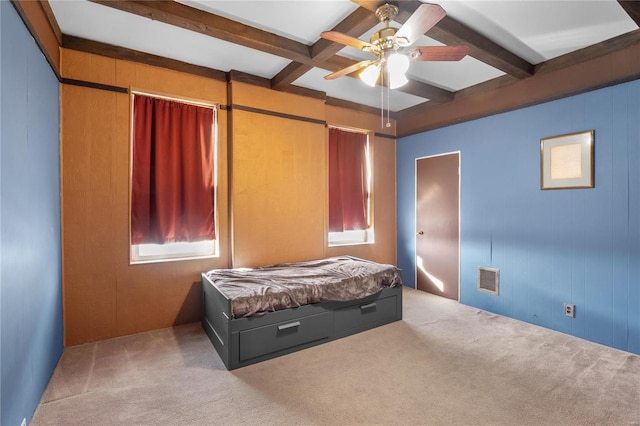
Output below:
[415,153,460,300]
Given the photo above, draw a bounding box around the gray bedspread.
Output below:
[204,256,403,318]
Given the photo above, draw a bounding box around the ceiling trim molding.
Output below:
[454,75,517,100]
[62,35,228,82]
[228,70,327,101]
[280,85,327,101]
[11,0,61,77]
[535,29,640,75]
[227,70,271,88]
[40,0,62,45]
[326,96,391,118]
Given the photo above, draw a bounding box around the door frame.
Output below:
[414,151,461,300]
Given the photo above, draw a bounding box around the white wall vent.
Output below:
[478,267,499,295]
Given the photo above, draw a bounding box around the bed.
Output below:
[201,256,403,370]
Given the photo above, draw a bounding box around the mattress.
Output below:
[204,256,402,318]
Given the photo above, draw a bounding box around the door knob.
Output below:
[417,231,424,235]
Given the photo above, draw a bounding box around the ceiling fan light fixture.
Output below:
[387,53,410,89]
[360,63,380,87]
[389,72,408,89]
[387,53,410,75]
[318,1,466,128]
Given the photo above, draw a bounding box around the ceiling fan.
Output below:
[321,3,469,89]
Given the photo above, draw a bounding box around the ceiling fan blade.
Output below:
[324,60,375,80]
[395,3,447,45]
[409,46,470,61]
[321,31,373,51]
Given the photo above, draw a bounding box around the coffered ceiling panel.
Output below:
[179,0,360,44]
[47,0,640,119]
[50,0,292,77]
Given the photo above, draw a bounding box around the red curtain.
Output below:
[131,94,215,245]
[328,128,368,232]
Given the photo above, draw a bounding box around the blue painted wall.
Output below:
[1,2,63,425]
[397,80,640,355]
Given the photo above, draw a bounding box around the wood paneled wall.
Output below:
[61,50,397,345]
[230,83,327,267]
[60,49,229,345]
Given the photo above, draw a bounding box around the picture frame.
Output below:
[540,130,594,190]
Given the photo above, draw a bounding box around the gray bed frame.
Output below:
[201,272,403,370]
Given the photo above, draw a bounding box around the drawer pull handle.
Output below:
[278,321,301,331]
[360,302,377,310]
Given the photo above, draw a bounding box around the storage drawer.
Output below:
[239,312,331,361]
[334,295,398,334]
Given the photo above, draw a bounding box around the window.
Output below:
[130,92,218,263]
[328,127,373,246]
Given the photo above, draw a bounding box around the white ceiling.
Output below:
[48,0,639,112]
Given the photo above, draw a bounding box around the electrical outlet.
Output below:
[564,303,575,318]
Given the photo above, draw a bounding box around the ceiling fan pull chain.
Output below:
[385,66,391,128]
[380,68,384,129]
[387,76,391,128]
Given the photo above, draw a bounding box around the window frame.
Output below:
[128,90,220,264]
[327,125,374,247]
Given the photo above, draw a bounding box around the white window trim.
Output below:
[327,125,374,247]
[129,91,220,264]
[328,228,375,247]
[131,240,218,264]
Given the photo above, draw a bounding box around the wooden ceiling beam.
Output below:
[89,0,312,63]
[310,6,379,62]
[618,1,640,27]
[271,62,314,90]
[322,56,453,104]
[351,0,534,79]
[272,6,379,89]
[397,39,640,137]
[432,16,533,79]
[40,0,62,45]
[398,80,453,104]
[397,27,640,123]
[229,70,326,100]
[535,29,640,75]
[90,0,448,104]
[62,34,228,82]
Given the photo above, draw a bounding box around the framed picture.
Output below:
[540,130,594,190]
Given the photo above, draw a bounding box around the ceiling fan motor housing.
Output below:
[370,27,398,51]
[375,3,398,23]
[370,3,410,52]
[321,1,467,82]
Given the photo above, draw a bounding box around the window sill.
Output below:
[130,253,218,265]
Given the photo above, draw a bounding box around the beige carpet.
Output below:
[32,287,640,425]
